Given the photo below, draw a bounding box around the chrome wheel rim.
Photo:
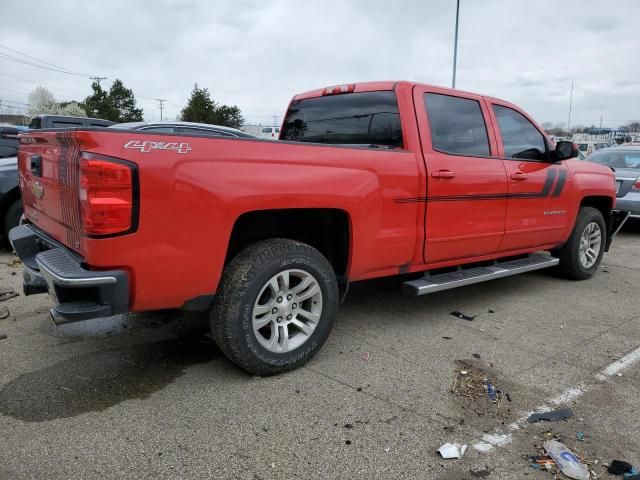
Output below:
[252,269,323,353]
[578,221,602,269]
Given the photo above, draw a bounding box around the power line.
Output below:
[155,99,166,121]
[90,76,107,87]
[0,43,89,75]
[0,51,91,77]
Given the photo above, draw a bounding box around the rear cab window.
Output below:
[280,91,403,148]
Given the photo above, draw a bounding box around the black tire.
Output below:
[4,199,22,238]
[555,206,607,280]
[211,238,339,376]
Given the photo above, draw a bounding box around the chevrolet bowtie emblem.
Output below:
[31,182,45,200]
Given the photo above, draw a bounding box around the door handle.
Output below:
[431,170,455,179]
[510,171,528,181]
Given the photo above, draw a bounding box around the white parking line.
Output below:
[472,345,640,452]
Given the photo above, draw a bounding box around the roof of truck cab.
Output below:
[292,81,510,104]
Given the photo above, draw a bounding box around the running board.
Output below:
[402,253,559,296]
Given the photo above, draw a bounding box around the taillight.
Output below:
[322,84,356,95]
[632,180,640,192]
[79,153,136,236]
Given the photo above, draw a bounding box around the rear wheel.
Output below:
[556,207,606,280]
[211,238,338,376]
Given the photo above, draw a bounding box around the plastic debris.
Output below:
[530,455,556,470]
[486,381,497,402]
[437,442,468,459]
[576,432,585,441]
[460,370,468,376]
[527,408,573,423]
[609,460,633,475]
[543,440,590,480]
[450,311,476,321]
[624,467,640,480]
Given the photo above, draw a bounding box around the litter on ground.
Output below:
[543,439,590,480]
[527,408,573,423]
[437,442,467,459]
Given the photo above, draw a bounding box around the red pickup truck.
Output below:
[11,81,620,375]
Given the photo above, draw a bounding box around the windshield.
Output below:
[588,150,640,169]
[280,91,403,148]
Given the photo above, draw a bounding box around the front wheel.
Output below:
[556,206,607,280]
[211,238,339,376]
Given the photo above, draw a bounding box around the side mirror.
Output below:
[555,140,578,160]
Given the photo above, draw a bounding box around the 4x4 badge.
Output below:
[124,140,192,154]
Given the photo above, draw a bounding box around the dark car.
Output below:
[109,121,255,138]
[0,126,27,158]
[29,114,115,129]
[0,155,21,239]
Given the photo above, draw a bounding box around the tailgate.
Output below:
[19,131,84,252]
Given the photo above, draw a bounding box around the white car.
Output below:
[260,126,280,139]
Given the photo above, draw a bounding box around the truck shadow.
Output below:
[0,331,221,422]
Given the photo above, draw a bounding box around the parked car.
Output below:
[576,140,611,157]
[110,121,255,138]
[0,125,28,158]
[260,126,280,139]
[586,146,640,217]
[0,156,22,240]
[11,81,619,375]
[29,114,115,129]
[621,135,640,146]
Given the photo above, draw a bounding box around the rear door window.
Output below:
[424,93,490,156]
[281,91,403,148]
[493,105,546,160]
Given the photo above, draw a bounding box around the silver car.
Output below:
[587,146,640,217]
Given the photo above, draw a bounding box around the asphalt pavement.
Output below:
[0,222,639,479]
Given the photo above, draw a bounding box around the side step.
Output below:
[402,253,559,296]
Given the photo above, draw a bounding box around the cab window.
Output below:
[424,93,490,156]
[493,105,546,160]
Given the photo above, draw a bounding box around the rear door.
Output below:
[487,101,571,251]
[413,86,507,263]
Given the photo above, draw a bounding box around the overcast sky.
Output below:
[1,0,637,127]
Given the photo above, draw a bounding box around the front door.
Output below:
[414,87,508,263]
[487,101,571,251]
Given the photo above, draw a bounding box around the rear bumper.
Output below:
[9,224,129,324]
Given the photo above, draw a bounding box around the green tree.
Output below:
[180,84,244,128]
[84,81,113,119]
[108,79,143,122]
[180,84,216,123]
[83,79,143,122]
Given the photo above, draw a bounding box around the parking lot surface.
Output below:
[0,223,638,479]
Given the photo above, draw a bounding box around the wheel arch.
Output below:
[225,208,352,281]
[579,195,613,230]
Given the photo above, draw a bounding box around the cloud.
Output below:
[0,0,637,127]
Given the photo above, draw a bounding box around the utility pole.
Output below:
[452,0,460,88]
[156,99,166,121]
[567,82,573,135]
[90,76,107,87]
[599,115,603,129]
